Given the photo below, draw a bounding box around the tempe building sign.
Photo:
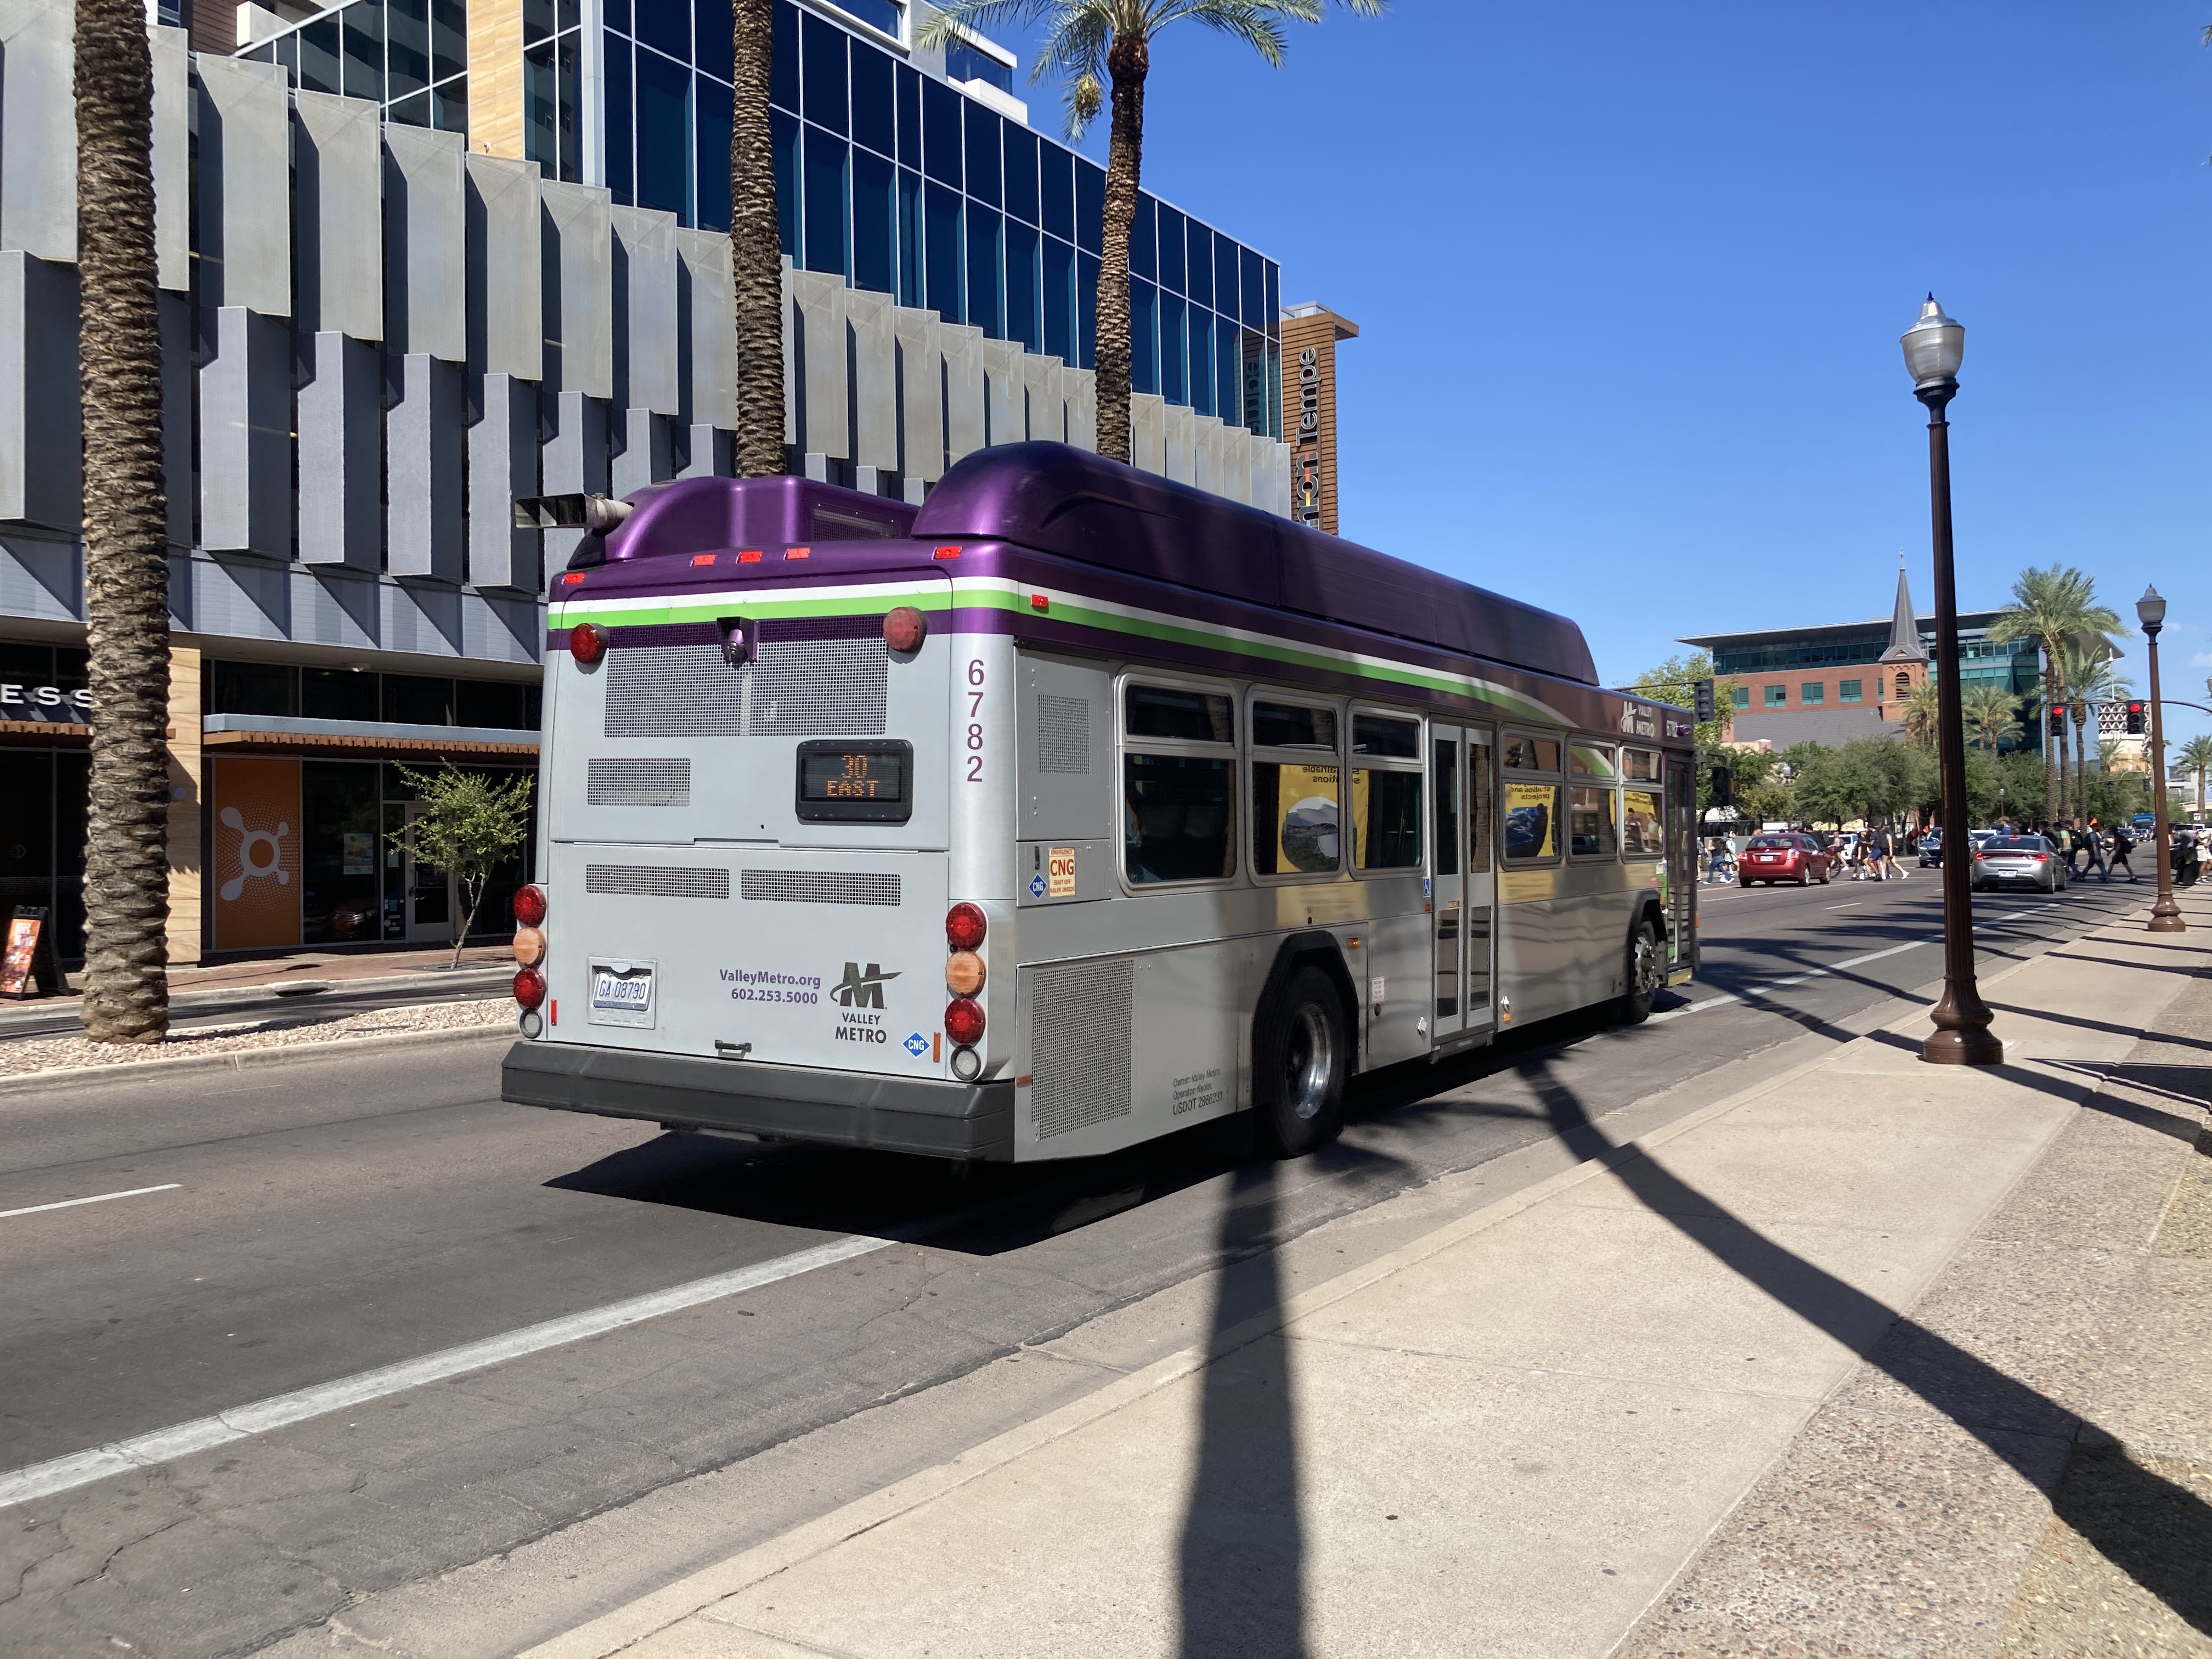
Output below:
[1278,304,1359,535]
[0,682,92,723]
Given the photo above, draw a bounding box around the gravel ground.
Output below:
[0,998,512,1077]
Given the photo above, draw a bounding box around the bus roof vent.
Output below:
[912,443,1599,687]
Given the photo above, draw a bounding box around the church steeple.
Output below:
[1880,555,1926,664]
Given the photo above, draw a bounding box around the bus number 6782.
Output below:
[966,659,985,782]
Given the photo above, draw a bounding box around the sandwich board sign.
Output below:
[1,907,63,998]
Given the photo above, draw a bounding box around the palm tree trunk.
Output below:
[2041,648,2057,823]
[76,0,171,1045]
[729,0,786,479]
[1093,30,1148,466]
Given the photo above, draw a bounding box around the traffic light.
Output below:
[2126,701,2147,736]
[1694,678,1715,723]
[2049,707,2067,738]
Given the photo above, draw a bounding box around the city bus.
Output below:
[500,443,1700,1163]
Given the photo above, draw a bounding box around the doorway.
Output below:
[399,802,458,946]
[1431,724,1496,1043]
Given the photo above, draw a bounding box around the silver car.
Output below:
[1971,834,2069,893]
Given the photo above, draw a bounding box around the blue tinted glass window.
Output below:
[1188,308,1211,416]
[695,0,731,81]
[388,88,430,126]
[603,0,627,31]
[1043,235,1074,362]
[1185,223,1210,308]
[921,76,961,187]
[1215,239,1238,324]
[1078,251,1098,369]
[523,41,555,168]
[637,49,693,218]
[896,63,920,163]
[300,14,340,92]
[801,12,847,133]
[897,166,921,304]
[1240,246,1262,330]
[1005,218,1039,351]
[1266,340,1281,436]
[1040,143,1073,240]
[1131,280,1158,396]
[944,38,1011,92]
[604,36,634,203]
[1159,292,1184,405]
[342,0,381,101]
[962,100,999,206]
[387,0,428,96]
[803,123,848,274]
[432,0,464,76]
[771,0,798,110]
[434,76,466,132]
[1218,322,1241,428]
[524,0,553,44]
[1265,262,1279,337]
[1003,125,1037,224]
[557,31,582,180]
[1074,160,1102,253]
[772,106,800,257]
[1152,203,1178,291]
[850,36,893,155]
[925,180,963,323]
[967,207,1002,338]
[272,33,295,76]
[1130,196,1156,283]
[853,146,894,292]
[841,0,899,32]
[558,0,577,32]
[696,72,731,229]
[634,0,688,63]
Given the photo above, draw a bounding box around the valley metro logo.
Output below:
[831,962,899,1008]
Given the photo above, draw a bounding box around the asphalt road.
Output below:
[0,870,2159,1657]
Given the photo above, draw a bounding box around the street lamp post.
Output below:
[2138,586,2185,932]
[1903,296,2004,1066]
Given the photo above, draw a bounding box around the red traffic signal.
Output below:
[2125,701,2147,736]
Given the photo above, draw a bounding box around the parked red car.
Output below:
[1738,832,1832,887]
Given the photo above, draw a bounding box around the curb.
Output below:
[0,1018,516,1098]
[0,965,515,1036]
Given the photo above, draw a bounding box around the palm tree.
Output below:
[2176,733,2212,821]
[75,0,172,1043]
[1899,678,1942,748]
[1961,684,2022,757]
[729,0,786,478]
[918,0,1385,466]
[2059,640,2132,823]
[1989,565,2127,834]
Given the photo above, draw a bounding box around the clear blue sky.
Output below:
[986,2,2212,742]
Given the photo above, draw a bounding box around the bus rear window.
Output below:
[795,740,912,822]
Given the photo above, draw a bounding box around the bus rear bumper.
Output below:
[501,1041,1017,1161]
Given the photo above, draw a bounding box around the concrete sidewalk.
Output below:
[526,900,2212,1659]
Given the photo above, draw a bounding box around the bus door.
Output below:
[1431,724,1496,1042]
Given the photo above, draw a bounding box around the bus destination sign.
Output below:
[795,740,913,824]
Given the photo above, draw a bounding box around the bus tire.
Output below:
[1254,967,1347,1159]
[1618,916,1663,1025]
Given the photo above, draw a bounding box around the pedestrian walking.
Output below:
[1706,834,1730,885]
[2111,819,2139,883]
[2083,819,2110,882]
[1881,823,1906,881]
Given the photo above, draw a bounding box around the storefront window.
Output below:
[302,762,382,944]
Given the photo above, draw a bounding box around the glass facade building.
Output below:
[241,0,1284,437]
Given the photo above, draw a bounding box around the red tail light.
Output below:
[884,606,928,652]
[945,996,985,1046]
[569,622,608,665]
[514,883,547,926]
[946,902,987,951]
[514,966,548,1009]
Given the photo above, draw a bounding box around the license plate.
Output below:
[589,961,656,1026]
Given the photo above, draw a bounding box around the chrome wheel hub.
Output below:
[1285,1003,1334,1120]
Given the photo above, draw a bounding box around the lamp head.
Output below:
[1900,294,1965,388]
[2137,585,2167,633]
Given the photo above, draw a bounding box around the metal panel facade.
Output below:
[196,56,292,318]
[295,92,384,340]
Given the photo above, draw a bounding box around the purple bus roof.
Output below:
[596,474,916,563]
[910,444,1597,686]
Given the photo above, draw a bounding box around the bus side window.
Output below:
[1122,682,1238,887]
[1351,712,1423,871]
[1468,736,1493,873]
[1432,739,1458,877]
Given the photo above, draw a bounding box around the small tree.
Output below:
[386,765,537,967]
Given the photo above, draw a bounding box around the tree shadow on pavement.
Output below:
[1531,1058,2212,1638]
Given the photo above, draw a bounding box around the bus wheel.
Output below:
[1618,918,1663,1025]
[1255,967,1347,1159]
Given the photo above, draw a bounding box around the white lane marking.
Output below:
[0,1232,889,1511]
[1823,902,1861,910]
[0,1184,182,1221]
[1649,938,1940,1023]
